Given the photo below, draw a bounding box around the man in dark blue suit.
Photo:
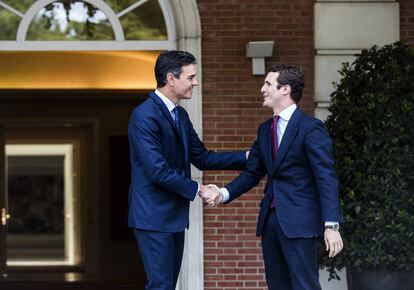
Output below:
[211,65,344,290]
[127,50,247,290]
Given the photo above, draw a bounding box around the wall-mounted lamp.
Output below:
[246,41,274,75]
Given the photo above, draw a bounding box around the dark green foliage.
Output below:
[319,42,414,279]
[0,0,36,40]
[27,2,114,40]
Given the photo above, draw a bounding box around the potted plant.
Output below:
[319,42,414,290]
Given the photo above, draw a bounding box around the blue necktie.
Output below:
[172,107,180,130]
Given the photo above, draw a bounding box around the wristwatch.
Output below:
[325,224,340,231]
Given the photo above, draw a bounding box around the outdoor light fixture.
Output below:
[246,41,275,75]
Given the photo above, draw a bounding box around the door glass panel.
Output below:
[7,156,64,263]
[5,144,75,266]
[0,125,6,276]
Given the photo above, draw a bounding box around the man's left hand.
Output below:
[324,229,343,258]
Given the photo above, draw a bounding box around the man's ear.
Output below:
[283,84,291,96]
[166,72,175,86]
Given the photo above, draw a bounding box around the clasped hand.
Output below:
[198,184,222,207]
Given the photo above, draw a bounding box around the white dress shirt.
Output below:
[274,103,297,147]
[155,89,177,118]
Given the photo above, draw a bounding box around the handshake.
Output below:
[198,184,223,207]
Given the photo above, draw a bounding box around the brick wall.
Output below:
[400,0,414,45]
[199,1,413,289]
[198,1,314,289]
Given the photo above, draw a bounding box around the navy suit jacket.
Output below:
[226,108,343,238]
[127,92,246,232]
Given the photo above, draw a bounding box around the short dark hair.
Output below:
[268,64,305,103]
[154,50,197,88]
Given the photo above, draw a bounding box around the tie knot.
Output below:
[273,115,279,123]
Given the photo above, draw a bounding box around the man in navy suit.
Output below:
[127,50,247,290]
[210,65,344,290]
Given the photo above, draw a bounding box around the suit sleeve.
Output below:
[129,114,198,201]
[224,127,267,203]
[187,117,246,171]
[305,120,343,223]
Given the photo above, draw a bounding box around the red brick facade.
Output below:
[200,1,413,289]
[400,0,414,45]
[199,1,314,289]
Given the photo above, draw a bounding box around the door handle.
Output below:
[1,208,10,226]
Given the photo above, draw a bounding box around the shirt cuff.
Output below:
[196,182,200,196]
[325,221,339,226]
[220,187,230,203]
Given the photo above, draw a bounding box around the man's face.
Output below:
[260,72,289,109]
[172,64,198,100]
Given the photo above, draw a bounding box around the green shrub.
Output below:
[319,42,414,279]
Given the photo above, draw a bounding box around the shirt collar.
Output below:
[274,103,297,121]
[155,89,177,112]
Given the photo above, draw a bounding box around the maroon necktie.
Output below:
[271,115,279,161]
[270,115,279,208]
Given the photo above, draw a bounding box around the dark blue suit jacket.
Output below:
[127,92,246,232]
[226,108,343,238]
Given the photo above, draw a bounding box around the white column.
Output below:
[171,1,204,290]
[314,0,399,121]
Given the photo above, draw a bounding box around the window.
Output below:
[27,1,115,41]
[0,0,175,50]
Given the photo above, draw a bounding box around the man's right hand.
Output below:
[207,184,223,206]
[198,184,222,207]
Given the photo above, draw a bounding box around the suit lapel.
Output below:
[150,92,182,139]
[273,108,302,174]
